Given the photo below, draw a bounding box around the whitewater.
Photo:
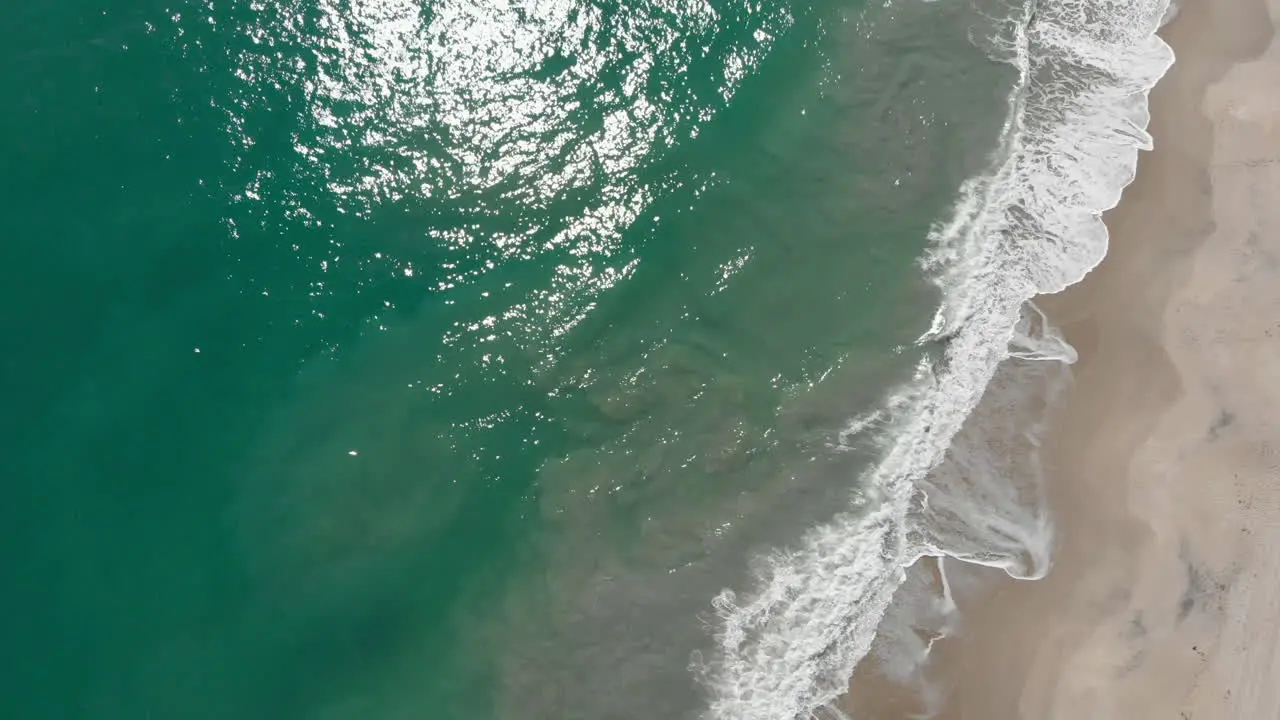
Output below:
[698,0,1178,717]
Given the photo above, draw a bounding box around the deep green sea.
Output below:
[3,0,1173,716]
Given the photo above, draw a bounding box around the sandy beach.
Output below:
[840,0,1280,717]
[906,0,1280,717]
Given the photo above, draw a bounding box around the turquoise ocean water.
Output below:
[1,0,1175,718]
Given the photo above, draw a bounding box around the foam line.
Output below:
[699,0,1176,717]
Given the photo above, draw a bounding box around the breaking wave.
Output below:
[698,0,1176,717]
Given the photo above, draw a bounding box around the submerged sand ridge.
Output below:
[840,0,1280,716]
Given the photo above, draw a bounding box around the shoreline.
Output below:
[718,0,1278,714]
[889,0,1280,716]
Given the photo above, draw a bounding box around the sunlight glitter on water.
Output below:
[206,0,789,365]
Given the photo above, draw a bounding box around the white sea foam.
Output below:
[699,0,1176,717]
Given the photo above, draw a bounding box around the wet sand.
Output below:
[900,0,1280,717]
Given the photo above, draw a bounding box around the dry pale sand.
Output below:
[883,0,1280,717]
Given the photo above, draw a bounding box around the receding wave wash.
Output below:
[701,0,1174,717]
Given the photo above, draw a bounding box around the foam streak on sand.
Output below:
[700,0,1175,717]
